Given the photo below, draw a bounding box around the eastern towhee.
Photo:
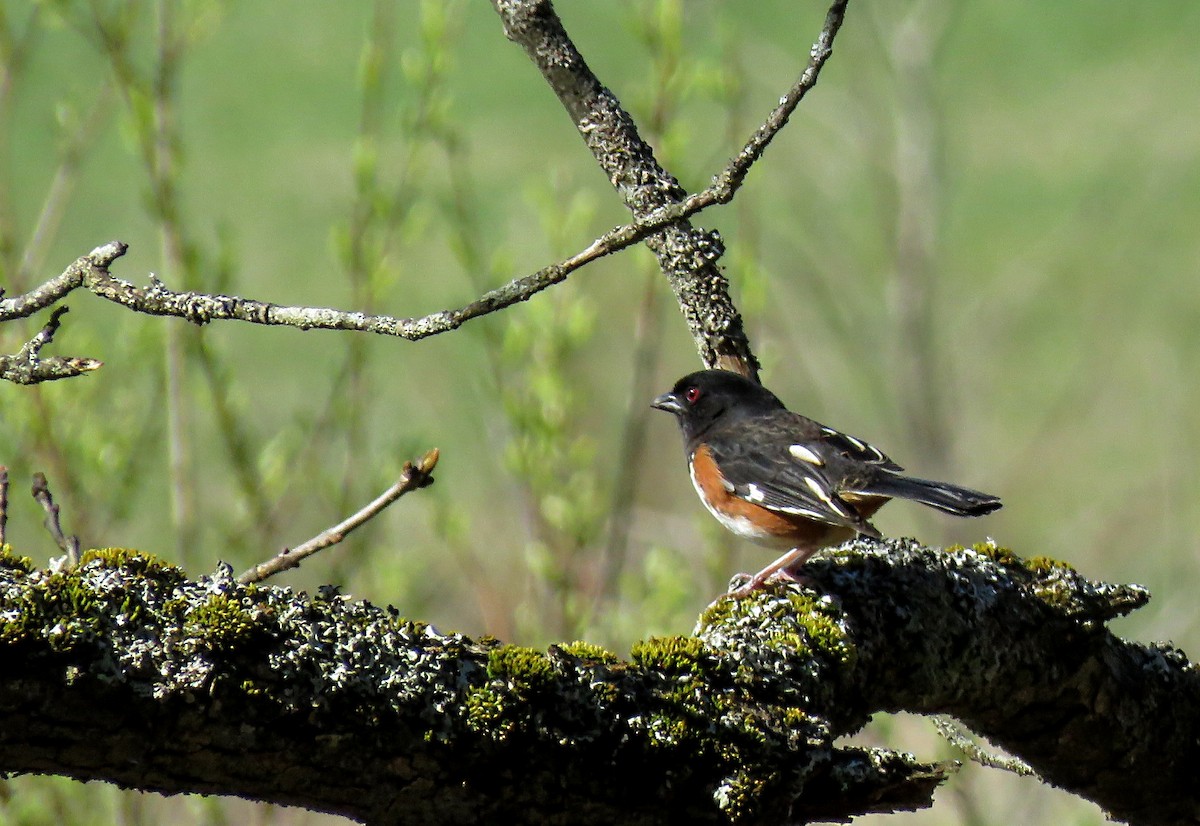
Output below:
[652,369,1001,596]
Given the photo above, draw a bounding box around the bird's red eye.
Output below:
[685,386,702,404]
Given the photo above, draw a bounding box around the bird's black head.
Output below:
[651,369,784,443]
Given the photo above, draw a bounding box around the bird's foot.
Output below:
[725,547,818,598]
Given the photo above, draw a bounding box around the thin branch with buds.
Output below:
[237,449,440,585]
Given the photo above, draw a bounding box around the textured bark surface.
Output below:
[0,541,1191,825]
[788,543,1199,826]
[492,0,758,377]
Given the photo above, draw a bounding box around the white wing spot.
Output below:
[746,483,765,503]
[789,444,824,466]
[803,476,849,517]
[803,476,831,502]
[776,505,832,520]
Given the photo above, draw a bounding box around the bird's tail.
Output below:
[855,474,1002,517]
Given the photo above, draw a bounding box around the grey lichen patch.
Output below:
[705,591,853,683]
[955,541,1075,580]
[1027,565,1149,622]
[0,552,186,658]
[608,625,846,819]
[939,540,1148,622]
[783,591,855,666]
[0,556,495,720]
[712,766,775,822]
[827,746,958,801]
[697,586,856,707]
[0,565,105,650]
[464,642,632,747]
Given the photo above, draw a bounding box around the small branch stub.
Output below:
[0,306,103,385]
[30,472,81,565]
[0,466,8,547]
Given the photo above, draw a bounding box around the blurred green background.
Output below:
[2,0,1197,823]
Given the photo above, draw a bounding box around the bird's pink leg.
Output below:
[729,546,818,597]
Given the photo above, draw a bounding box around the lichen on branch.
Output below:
[0,539,1191,825]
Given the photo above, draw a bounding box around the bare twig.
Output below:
[0,235,638,345]
[0,240,125,319]
[883,3,955,497]
[0,466,8,547]
[0,306,102,385]
[30,472,81,565]
[237,448,440,585]
[16,85,115,288]
[0,4,45,271]
[705,0,849,207]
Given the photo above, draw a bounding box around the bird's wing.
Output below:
[705,413,886,535]
[812,423,904,472]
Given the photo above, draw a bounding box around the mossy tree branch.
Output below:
[0,541,1190,825]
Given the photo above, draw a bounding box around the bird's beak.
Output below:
[651,392,684,415]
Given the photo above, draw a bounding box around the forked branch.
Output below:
[1,1,849,384]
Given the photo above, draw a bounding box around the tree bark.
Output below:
[0,541,1190,825]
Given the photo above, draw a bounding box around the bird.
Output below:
[651,369,1001,596]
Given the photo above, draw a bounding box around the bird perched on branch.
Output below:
[652,369,1001,595]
